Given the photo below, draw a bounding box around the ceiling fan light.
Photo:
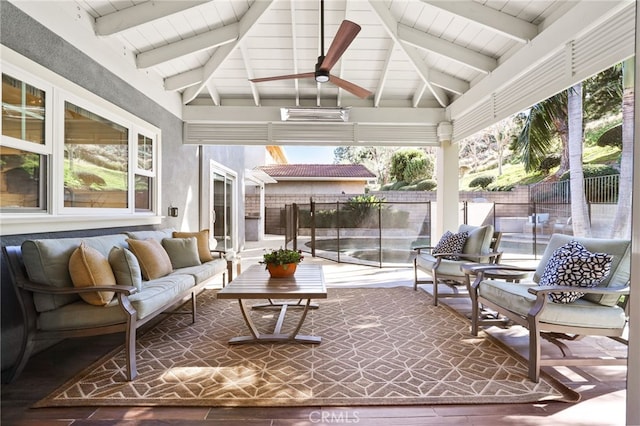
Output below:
[315,70,330,83]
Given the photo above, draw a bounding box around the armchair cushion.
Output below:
[433,230,468,260]
[459,224,495,262]
[533,234,630,306]
[539,240,612,304]
[478,280,627,329]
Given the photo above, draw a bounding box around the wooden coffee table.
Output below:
[216,264,327,344]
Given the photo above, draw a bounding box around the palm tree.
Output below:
[514,91,569,177]
[609,58,634,239]
[567,83,592,237]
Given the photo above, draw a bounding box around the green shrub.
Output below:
[469,175,495,189]
[538,155,561,174]
[415,179,436,191]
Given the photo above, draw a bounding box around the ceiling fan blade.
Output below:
[320,20,361,71]
[250,72,315,83]
[329,74,372,99]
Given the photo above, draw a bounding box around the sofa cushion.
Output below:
[539,240,612,304]
[126,228,174,243]
[478,279,626,329]
[533,234,630,306]
[38,274,196,329]
[68,242,116,306]
[21,234,129,312]
[162,237,201,269]
[171,258,227,284]
[433,230,468,260]
[127,238,173,280]
[108,246,143,291]
[172,229,214,263]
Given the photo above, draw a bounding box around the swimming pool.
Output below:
[304,237,427,267]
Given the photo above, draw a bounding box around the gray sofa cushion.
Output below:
[126,228,174,243]
[162,237,201,269]
[109,246,143,291]
[171,258,226,284]
[21,234,129,312]
[37,273,196,330]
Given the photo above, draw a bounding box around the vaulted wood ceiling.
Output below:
[17,0,636,143]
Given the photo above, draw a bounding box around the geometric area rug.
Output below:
[35,287,579,407]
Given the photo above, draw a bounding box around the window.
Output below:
[1,73,49,211]
[135,133,154,212]
[1,55,161,233]
[64,102,129,208]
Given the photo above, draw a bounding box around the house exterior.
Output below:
[257,164,377,195]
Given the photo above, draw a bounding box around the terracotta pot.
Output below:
[266,263,297,278]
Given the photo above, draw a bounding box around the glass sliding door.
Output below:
[210,163,237,252]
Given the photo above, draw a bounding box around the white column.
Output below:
[626,6,639,424]
[435,122,459,237]
[259,183,265,240]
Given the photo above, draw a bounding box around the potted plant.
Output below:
[261,248,304,278]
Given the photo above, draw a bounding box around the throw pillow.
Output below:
[433,230,468,260]
[172,229,214,263]
[539,240,612,304]
[68,241,116,306]
[162,237,202,269]
[126,238,173,280]
[108,246,143,291]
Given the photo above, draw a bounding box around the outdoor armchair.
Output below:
[413,224,502,306]
[469,233,630,382]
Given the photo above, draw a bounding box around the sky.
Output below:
[284,146,337,164]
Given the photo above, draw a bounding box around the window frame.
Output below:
[1,52,162,235]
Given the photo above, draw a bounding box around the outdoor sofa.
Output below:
[3,228,227,383]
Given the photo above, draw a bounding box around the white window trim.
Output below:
[1,47,162,235]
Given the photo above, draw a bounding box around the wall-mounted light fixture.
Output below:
[168,205,179,217]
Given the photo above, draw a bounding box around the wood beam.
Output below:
[137,23,238,69]
[398,24,496,74]
[95,1,210,36]
[420,0,537,43]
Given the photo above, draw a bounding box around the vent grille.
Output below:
[185,122,441,145]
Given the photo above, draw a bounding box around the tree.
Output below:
[567,83,591,237]
[514,91,568,176]
[389,148,433,183]
[609,58,634,239]
[334,146,397,185]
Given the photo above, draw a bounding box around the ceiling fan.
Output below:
[249,0,372,99]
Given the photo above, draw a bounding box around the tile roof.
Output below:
[256,164,376,179]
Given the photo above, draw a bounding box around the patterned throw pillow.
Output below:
[433,230,469,260]
[539,240,612,304]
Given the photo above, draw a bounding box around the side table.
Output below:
[460,263,531,283]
